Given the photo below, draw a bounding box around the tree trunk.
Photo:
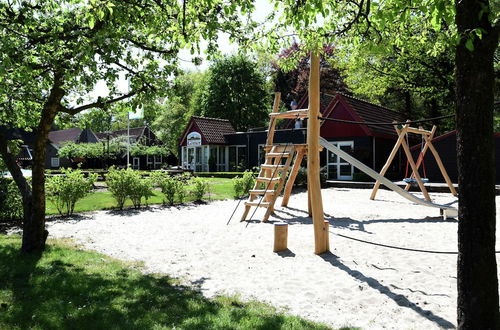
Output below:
[20,73,64,253]
[455,1,499,329]
[0,129,33,226]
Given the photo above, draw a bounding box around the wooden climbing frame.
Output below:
[240,53,329,255]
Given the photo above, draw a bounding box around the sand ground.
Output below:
[45,188,500,330]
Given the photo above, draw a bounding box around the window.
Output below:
[51,157,59,168]
[132,157,140,170]
[325,141,354,180]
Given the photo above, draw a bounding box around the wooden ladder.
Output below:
[240,144,296,222]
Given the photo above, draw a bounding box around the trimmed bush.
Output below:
[0,178,23,220]
[152,172,177,205]
[176,180,187,204]
[190,177,209,202]
[232,170,255,199]
[46,168,97,216]
[106,167,138,210]
[129,178,154,208]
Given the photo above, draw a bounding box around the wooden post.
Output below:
[273,222,288,252]
[370,123,410,200]
[405,126,436,191]
[324,220,330,249]
[399,131,432,201]
[266,93,281,147]
[281,148,305,206]
[426,139,458,196]
[307,53,329,254]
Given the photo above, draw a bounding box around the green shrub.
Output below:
[176,180,187,204]
[232,170,255,199]
[152,172,177,205]
[106,167,139,210]
[0,178,23,220]
[190,177,209,201]
[46,168,97,216]
[129,178,154,208]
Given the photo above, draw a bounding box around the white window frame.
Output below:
[132,157,140,170]
[326,141,354,180]
[51,157,60,168]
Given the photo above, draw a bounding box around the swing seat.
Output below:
[403,178,429,184]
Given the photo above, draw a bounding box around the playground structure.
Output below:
[239,53,458,254]
[370,123,457,202]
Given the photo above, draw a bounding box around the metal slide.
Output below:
[319,137,458,218]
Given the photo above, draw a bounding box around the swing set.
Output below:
[370,123,457,202]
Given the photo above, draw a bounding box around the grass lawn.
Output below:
[46,177,235,215]
[0,235,337,330]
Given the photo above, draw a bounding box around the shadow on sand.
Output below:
[320,251,455,329]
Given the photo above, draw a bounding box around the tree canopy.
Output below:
[200,54,269,131]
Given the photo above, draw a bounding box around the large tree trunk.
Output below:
[455,0,499,329]
[21,76,63,252]
[0,129,33,227]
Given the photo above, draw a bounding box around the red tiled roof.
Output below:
[181,117,236,145]
[48,127,82,146]
[337,93,406,137]
[288,92,405,137]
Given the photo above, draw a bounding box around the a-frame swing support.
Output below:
[370,123,457,200]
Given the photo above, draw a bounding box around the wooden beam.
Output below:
[406,127,433,135]
[281,149,305,207]
[425,138,458,196]
[399,133,432,201]
[266,93,281,146]
[307,53,329,254]
[370,123,409,200]
[405,126,435,191]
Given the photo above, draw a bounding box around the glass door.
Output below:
[187,147,195,170]
[326,141,354,180]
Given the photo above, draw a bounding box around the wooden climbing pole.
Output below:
[307,53,329,254]
[240,53,329,255]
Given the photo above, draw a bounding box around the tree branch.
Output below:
[125,37,176,55]
[60,87,147,115]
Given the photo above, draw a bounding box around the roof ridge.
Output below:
[192,116,231,122]
[337,92,404,116]
[50,127,81,133]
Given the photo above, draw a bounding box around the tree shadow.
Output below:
[319,252,455,329]
[0,237,328,329]
[0,219,22,235]
[45,214,95,224]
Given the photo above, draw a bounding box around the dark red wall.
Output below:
[320,103,370,138]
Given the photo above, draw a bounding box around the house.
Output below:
[178,117,236,171]
[95,126,167,170]
[3,125,168,170]
[178,93,408,179]
[47,127,99,168]
[410,130,500,184]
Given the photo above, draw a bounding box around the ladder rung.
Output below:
[269,109,309,119]
[266,153,291,158]
[256,177,280,182]
[245,201,271,207]
[249,189,276,195]
[261,164,286,170]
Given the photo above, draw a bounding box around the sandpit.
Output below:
[46,188,500,329]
